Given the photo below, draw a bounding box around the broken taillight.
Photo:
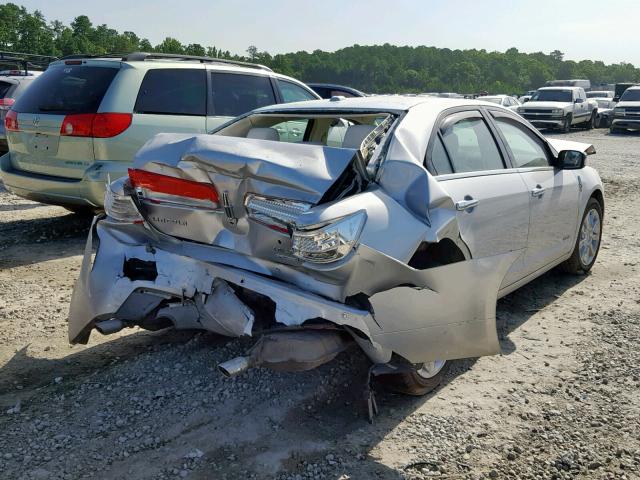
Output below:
[245,194,311,233]
[128,168,220,209]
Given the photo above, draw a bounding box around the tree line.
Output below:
[1,2,639,94]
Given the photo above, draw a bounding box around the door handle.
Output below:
[531,185,546,198]
[455,198,479,211]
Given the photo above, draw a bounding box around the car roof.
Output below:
[539,86,581,91]
[252,95,496,113]
[478,94,508,98]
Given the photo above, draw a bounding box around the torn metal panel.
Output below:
[368,251,519,363]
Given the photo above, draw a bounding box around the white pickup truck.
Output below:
[517,86,598,133]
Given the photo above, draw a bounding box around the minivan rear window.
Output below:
[12,65,118,114]
[134,69,206,116]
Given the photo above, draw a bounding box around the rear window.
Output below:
[134,68,206,116]
[210,73,276,117]
[12,65,118,114]
[0,80,14,98]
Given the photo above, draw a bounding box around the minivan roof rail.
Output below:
[0,50,58,74]
[122,52,272,72]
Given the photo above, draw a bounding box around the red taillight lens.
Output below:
[60,113,94,137]
[5,110,18,131]
[93,113,132,138]
[128,169,220,204]
[60,113,132,138]
[0,98,15,109]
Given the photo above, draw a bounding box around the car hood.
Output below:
[616,101,640,108]
[522,101,570,109]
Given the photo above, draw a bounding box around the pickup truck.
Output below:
[516,86,598,133]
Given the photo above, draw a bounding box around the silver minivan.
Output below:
[1,52,319,210]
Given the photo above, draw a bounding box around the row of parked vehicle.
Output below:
[0,51,608,401]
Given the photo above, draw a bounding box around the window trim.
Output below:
[207,70,278,117]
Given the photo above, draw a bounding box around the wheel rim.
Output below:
[416,360,447,379]
[579,208,601,266]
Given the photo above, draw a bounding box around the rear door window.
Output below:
[278,80,318,103]
[12,65,118,114]
[135,69,206,116]
[440,114,504,173]
[210,73,276,116]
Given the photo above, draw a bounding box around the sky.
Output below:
[14,0,640,66]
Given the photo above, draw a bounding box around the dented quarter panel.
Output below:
[367,251,519,362]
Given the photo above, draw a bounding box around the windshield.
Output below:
[531,90,572,102]
[13,65,118,115]
[479,97,502,105]
[620,89,640,101]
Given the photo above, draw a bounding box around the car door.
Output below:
[573,89,588,122]
[488,110,580,276]
[429,110,531,287]
[206,71,277,132]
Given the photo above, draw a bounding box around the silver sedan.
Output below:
[69,96,604,397]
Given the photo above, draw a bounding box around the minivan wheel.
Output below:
[561,114,572,133]
[561,198,603,274]
[377,360,449,396]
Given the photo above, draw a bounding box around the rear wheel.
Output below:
[561,198,603,274]
[561,114,572,133]
[377,360,449,396]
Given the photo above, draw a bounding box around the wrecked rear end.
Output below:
[69,107,514,378]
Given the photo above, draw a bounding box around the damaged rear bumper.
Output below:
[69,219,518,365]
[69,219,384,353]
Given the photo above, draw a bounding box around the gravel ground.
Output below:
[0,129,639,480]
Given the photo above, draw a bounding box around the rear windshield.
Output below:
[0,80,14,98]
[12,65,118,114]
[620,89,640,101]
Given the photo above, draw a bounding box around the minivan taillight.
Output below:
[4,110,18,131]
[60,113,132,138]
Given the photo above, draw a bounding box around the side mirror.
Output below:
[574,98,584,104]
[557,150,586,169]
[523,98,529,103]
[613,96,620,102]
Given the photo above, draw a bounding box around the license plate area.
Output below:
[28,133,60,156]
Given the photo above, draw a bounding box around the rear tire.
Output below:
[561,114,572,133]
[560,198,603,274]
[377,360,449,396]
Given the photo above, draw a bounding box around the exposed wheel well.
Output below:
[408,238,466,270]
